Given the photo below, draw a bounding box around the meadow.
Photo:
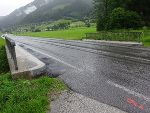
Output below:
[16,27,96,40]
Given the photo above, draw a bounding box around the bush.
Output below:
[34,28,41,32]
[51,22,70,31]
[58,22,70,29]
[108,7,144,29]
[85,21,91,27]
[96,14,106,31]
[0,46,9,74]
[97,7,144,31]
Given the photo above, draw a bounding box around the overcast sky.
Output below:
[0,0,34,16]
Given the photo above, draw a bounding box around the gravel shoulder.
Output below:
[49,90,127,113]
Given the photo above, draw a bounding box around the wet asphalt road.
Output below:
[9,35,150,113]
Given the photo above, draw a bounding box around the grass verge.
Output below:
[0,73,67,113]
[0,38,9,74]
[142,30,150,47]
[0,38,5,46]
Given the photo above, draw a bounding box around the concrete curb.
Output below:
[83,39,143,47]
[6,45,46,79]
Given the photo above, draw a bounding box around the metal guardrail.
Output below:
[85,32,143,42]
[5,36,18,70]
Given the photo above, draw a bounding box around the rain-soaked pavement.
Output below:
[9,35,150,113]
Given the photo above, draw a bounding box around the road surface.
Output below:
[9,35,150,113]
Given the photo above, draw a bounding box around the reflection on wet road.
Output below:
[10,35,150,113]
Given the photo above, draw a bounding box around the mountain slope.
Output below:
[0,0,51,27]
[22,0,92,24]
[0,0,93,27]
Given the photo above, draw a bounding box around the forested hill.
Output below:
[22,0,93,24]
[0,0,93,27]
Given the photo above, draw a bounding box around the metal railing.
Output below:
[85,32,143,42]
[5,36,18,70]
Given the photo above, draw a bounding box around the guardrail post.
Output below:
[5,36,18,70]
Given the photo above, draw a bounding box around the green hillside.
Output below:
[0,0,93,28]
[22,0,93,24]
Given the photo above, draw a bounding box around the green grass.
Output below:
[16,27,96,40]
[0,37,9,74]
[0,73,67,113]
[142,30,150,46]
[0,39,5,46]
[0,33,5,46]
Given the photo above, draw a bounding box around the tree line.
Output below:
[94,0,150,31]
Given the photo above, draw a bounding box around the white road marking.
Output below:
[107,80,150,102]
